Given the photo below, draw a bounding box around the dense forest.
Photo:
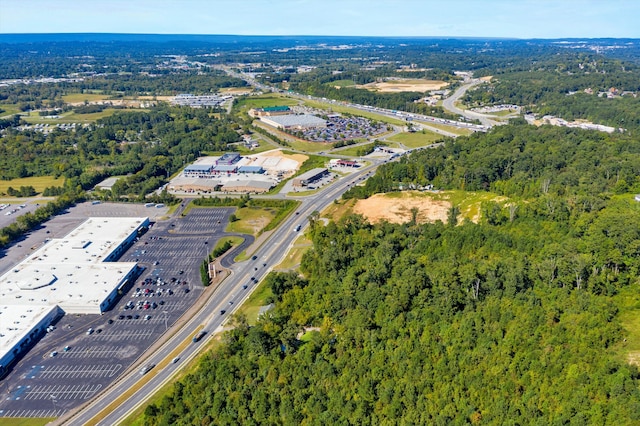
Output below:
[141,123,640,424]
[0,106,240,197]
[345,122,640,199]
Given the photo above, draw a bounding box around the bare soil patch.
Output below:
[353,192,451,224]
[359,79,448,93]
[260,149,308,165]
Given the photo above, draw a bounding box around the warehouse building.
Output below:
[0,217,149,373]
[292,168,329,188]
[184,164,215,177]
[216,153,241,165]
[260,114,327,130]
[221,180,273,193]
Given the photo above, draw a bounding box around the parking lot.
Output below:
[0,202,238,417]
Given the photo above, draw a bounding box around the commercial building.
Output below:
[248,106,292,118]
[0,217,149,373]
[216,153,241,165]
[183,164,215,177]
[260,114,327,130]
[221,180,273,193]
[237,165,264,174]
[292,168,329,188]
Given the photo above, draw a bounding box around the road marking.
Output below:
[24,384,102,400]
[38,364,122,379]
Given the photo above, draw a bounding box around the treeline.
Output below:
[0,192,83,247]
[291,81,424,111]
[141,208,640,424]
[73,71,248,96]
[141,118,640,424]
[463,66,640,131]
[0,106,241,201]
[344,122,640,200]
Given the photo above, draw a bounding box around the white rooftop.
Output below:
[0,217,147,365]
[0,304,59,363]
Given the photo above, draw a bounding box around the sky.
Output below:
[0,0,638,39]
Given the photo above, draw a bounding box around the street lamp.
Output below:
[163,311,168,331]
[50,394,57,412]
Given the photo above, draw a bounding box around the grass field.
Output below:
[0,103,22,117]
[387,131,443,148]
[0,419,52,426]
[275,233,313,270]
[285,138,330,153]
[62,93,111,103]
[235,280,274,325]
[20,108,128,124]
[421,121,474,136]
[0,176,64,194]
[614,286,640,366]
[321,198,358,222]
[235,94,299,111]
[333,142,378,157]
[327,79,355,88]
[226,206,277,236]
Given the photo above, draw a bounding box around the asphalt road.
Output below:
[441,80,500,127]
[62,160,381,426]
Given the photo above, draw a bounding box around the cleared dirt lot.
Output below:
[353,192,451,224]
[359,79,449,93]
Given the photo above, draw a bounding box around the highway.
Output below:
[62,161,380,426]
[64,65,472,425]
[220,66,489,133]
[441,79,500,127]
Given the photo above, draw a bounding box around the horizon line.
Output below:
[0,32,637,41]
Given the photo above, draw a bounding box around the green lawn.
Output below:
[276,233,313,270]
[0,176,65,194]
[334,142,378,157]
[387,131,443,148]
[0,419,52,426]
[614,286,640,364]
[420,121,474,136]
[286,138,330,153]
[235,280,274,325]
[0,103,22,117]
[326,79,355,87]
[235,94,299,112]
[20,108,130,124]
[62,93,111,103]
[226,206,277,236]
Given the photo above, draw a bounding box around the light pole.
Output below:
[163,311,168,331]
[51,394,57,413]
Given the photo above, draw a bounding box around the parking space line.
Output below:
[37,364,122,379]
[24,384,102,400]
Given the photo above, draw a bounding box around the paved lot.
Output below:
[0,202,241,417]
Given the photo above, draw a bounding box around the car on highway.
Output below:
[140,364,155,375]
[192,331,206,342]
